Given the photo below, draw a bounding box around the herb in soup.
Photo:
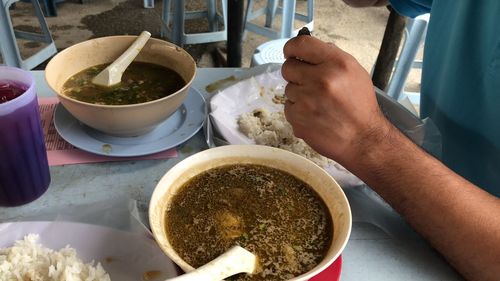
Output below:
[62,62,185,105]
[166,164,332,281]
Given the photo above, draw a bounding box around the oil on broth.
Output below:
[166,164,332,281]
[62,62,185,105]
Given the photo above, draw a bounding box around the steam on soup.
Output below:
[62,62,185,105]
[165,164,332,281]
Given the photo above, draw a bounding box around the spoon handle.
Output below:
[92,31,151,86]
[107,31,151,75]
[164,246,257,281]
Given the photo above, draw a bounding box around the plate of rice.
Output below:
[209,69,363,188]
[0,221,179,281]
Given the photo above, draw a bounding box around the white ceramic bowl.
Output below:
[149,145,352,280]
[45,35,196,137]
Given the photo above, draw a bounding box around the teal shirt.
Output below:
[389,0,500,197]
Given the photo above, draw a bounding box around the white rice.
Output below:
[0,234,110,281]
[238,108,334,168]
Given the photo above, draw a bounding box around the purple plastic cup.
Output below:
[0,66,51,207]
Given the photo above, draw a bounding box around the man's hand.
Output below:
[282,35,500,281]
[281,35,391,167]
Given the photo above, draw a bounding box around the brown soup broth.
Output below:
[165,164,333,281]
[62,62,185,105]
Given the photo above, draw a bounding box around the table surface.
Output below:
[0,67,463,281]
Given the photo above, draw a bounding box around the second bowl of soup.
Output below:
[45,35,196,137]
[149,145,352,281]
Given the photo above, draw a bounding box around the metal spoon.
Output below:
[92,31,151,87]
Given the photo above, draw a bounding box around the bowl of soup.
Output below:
[149,145,352,281]
[45,35,196,137]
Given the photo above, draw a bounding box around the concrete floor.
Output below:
[2,0,422,91]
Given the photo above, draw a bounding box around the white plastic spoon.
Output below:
[165,246,258,281]
[91,31,151,87]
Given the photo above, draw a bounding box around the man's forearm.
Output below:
[342,0,389,7]
[281,33,500,280]
[346,124,500,281]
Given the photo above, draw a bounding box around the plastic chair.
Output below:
[251,38,288,66]
[0,0,57,70]
[245,0,314,39]
[161,0,227,47]
[386,13,429,102]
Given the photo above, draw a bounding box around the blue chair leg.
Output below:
[207,0,217,32]
[221,0,227,30]
[244,0,254,24]
[32,0,54,44]
[244,0,314,39]
[0,2,22,67]
[386,15,429,100]
[280,0,295,38]
[242,0,253,40]
[161,0,170,38]
[265,0,278,27]
[161,0,227,46]
[307,0,314,23]
[42,0,57,17]
[143,0,154,8]
[172,0,184,46]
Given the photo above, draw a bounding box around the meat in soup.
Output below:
[165,164,332,281]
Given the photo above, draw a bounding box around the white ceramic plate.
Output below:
[0,221,179,280]
[54,87,206,157]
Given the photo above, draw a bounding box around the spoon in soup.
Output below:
[164,246,258,281]
[91,31,151,87]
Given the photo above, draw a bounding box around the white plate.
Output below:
[209,70,363,188]
[54,87,206,157]
[0,221,179,280]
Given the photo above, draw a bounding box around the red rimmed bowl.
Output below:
[149,145,352,280]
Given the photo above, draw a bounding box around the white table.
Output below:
[0,67,463,281]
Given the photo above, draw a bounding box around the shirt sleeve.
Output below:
[389,0,432,18]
